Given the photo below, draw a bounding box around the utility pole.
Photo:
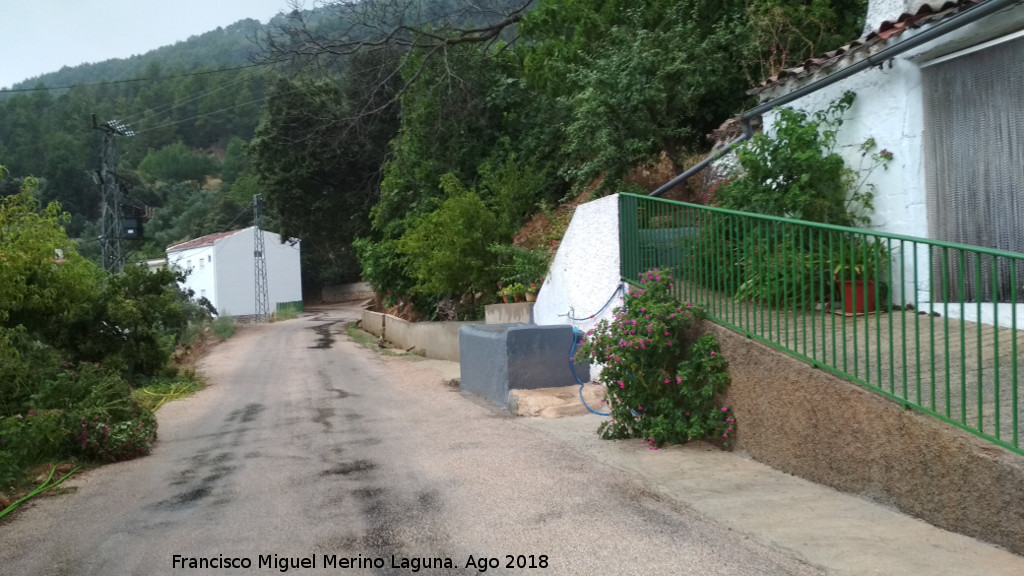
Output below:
[253,194,270,323]
[93,115,135,273]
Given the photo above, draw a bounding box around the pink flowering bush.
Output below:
[0,362,160,484]
[73,409,157,463]
[576,269,733,448]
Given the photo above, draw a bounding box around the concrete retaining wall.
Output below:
[484,302,535,325]
[362,310,385,336]
[711,322,1024,556]
[359,310,480,362]
[322,282,373,303]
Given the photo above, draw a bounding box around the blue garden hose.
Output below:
[565,283,626,321]
[571,327,610,416]
[566,283,640,417]
[564,283,626,417]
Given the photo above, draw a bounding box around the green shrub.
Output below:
[28,363,129,415]
[706,92,895,307]
[397,174,509,297]
[716,92,892,227]
[75,266,191,376]
[271,307,299,322]
[354,236,416,308]
[0,450,18,490]
[489,243,551,287]
[0,410,68,470]
[683,214,743,294]
[577,269,734,448]
[733,223,833,310]
[714,92,865,226]
[211,317,236,340]
[0,327,63,416]
[179,322,207,348]
[0,178,104,344]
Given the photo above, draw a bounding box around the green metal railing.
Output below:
[620,193,1024,455]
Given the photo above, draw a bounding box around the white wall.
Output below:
[757,57,925,239]
[168,228,301,317]
[213,228,302,317]
[215,230,256,317]
[533,194,623,335]
[168,243,219,310]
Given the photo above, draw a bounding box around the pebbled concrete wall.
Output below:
[712,322,1024,556]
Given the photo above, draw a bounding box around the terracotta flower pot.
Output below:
[840,280,875,314]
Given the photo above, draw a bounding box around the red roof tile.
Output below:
[166,227,249,253]
[750,0,983,95]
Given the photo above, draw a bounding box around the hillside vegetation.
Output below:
[0,0,867,309]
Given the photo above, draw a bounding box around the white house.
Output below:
[166,227,302,317]
[746,0,1024,324]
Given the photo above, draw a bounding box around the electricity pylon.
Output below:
[253,195,270,323]
[93,116,135,273]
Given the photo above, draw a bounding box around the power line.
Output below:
[133,92,278,135]
[0,62,272,94]
[133,84,305,135]
[217,196,258,233]
[119,68,269,125]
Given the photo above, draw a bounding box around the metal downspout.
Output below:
[650,0,1023,197]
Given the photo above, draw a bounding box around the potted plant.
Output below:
[832,236,889,314]
[495,282,509,303]
[524,282,540,302]
[507,283,526,303]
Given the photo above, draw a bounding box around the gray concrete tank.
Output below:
[458,324,590,408]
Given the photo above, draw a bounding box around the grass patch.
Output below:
[210,317,236,341]
[132,376,204,412]
[271,307,300,322]
[345,324,422,358]
[346,323,378,348]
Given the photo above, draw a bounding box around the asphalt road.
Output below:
[0,305,820,576]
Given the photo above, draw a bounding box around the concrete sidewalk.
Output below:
[409,357,1024,576]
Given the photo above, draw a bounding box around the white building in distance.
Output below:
[166,227,302,317]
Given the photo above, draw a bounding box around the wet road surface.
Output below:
[0,306,820,576]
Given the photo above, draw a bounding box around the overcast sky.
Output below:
[0,0,300,90]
